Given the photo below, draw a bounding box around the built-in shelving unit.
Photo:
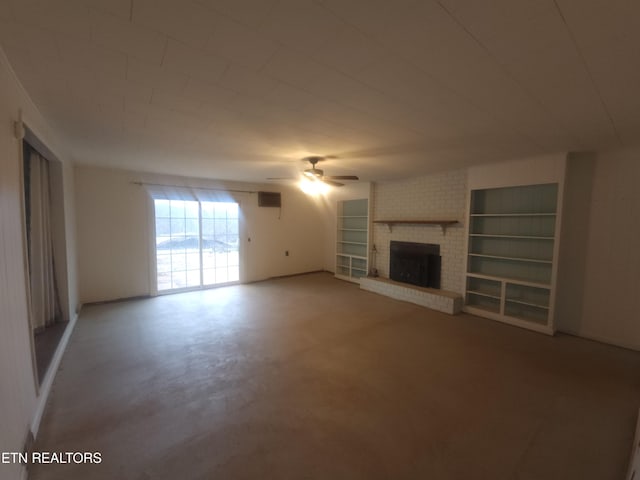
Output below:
[373,219,458,234]
[464,183,560,334]
[336,199,369,283]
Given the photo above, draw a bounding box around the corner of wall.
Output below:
[555,153,596,334]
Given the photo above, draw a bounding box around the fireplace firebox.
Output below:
[389,241,441,289]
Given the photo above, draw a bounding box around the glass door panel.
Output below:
[155,199,239,292]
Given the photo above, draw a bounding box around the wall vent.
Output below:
[258,191,281,208]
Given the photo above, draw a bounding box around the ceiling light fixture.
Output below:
[299,177,330,196]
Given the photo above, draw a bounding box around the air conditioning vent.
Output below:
[258,191,281,207]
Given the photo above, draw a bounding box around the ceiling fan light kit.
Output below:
[299,177,330,195]
[268,156,360,195]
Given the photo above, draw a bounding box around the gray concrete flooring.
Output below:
[31,272,640,479]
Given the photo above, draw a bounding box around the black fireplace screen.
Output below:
[389,241,441,289]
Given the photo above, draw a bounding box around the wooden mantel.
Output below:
[373,219,459,234]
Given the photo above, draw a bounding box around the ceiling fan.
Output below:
[268,156,359,187]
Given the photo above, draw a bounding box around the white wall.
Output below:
[372,169,468,293]
[467,154,567,190]
[75,167,151,302]
[555,153,596,340]
[0,49,77,480]
[558,148,640,350]
[75,166,326,303]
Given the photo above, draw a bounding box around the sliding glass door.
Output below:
[154,199,239,292]
[201,202,240,286]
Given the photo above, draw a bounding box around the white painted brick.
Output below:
[360,278,463,315]
[372,169,467,294]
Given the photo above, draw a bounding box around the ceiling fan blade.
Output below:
[324,175,359,180]
[322,179,344,187]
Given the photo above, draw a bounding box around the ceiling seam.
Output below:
[194,81,360,149]
[312,0,547,153]
[552,0,623,147]
[434,0,582,149]
[123,55,129,114]
[159,37,169,67]
[12,2,621,177]
[198,1,464,142]
[240,23,433,142]
[254,76,417,146]
[47,1,498,155]
[271,74,433,141]
[191,0,275,30]
[131,64,355,150]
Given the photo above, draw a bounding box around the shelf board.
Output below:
[467,290,501,301]
[338,228,368,232]
[339,215,367,218]
[465,272,551,289]
[465,305,551,332]
[467,184,558,335]
[334,273,360,284]
[469,234,554,240]
[504,312,549,326]
[465,303,500,315]
[468,253,552,264]
[336,253,367,260]
[337,241,367,246]
[373,219,458,235]
[505,298,549,309]
[470,213,556,217]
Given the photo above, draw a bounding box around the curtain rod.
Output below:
[131,181,258,195]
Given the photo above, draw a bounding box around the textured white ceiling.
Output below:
[0,0,637,182]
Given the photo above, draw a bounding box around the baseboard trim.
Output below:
[557,328,640,352]
[31,310,79,437]
[268,270,325,281]
[83,294,152,306]
[245,270,328,284]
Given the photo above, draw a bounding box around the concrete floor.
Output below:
[31,272,640,480]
